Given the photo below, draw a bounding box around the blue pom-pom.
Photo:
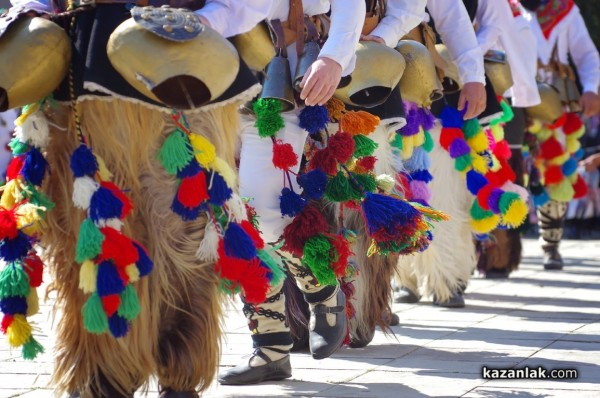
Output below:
[70,145,99,178]
[298,169,328,200]
[561,157,578,176]
[573,148,584,161]
[96,261,125,297]
[89,187,124,223]
[171,196,204,221]
[0,232,32,262]
[177,159,202,179]
[466,170,489,195]
[439,106,464,128]
[279,187,307,217]
[299,105,329,135]
[404,148,431,171]
[362,192,420,235]
[533,190,550,207]
[108,313,129,338]
[21,147,47,186]
[410,169,433,183]
[223,222,256,260]
[0,296,28,315]
[132,242,153,277]
[208,172,233,205]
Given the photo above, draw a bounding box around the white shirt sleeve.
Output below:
[427,0,485,85]
[475,0,511,55]
[9,0,51,12]
[370,0,427,48]
[318,0,365,74]
[566,7,600,94]
[196,0,273,38]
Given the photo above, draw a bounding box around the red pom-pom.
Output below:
[238,259,270,304]
[309,148,338,175]
[573,174,588,199]
[101,294,121,317]
[548,113,567,129]
[100,181,134,219]
[439,127,464,150]
[282,205,329,256]
[272,141,299,170]
[0,209,18,240]
[544,165,564,185]
[396,173,412,199]
[24,254,44,288]
[493,140,512,161]
[215,241,243,282]
[1,314,13,333]
[356,156,376,172]
[484,170,500,188]
[539,137,565,161]
[328,234,352,278]
[6,156,25,182]
[563,112,583,135]
[490,159,516,186]
[99,227,139,268]
[477,184,494,210]
[176,172,208,208]
[240,220,264,250]
[327,132,355,164]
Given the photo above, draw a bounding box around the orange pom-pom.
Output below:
[340,111,380,136]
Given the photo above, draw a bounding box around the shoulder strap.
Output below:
[289,0,305,56]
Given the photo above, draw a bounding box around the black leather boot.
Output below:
[543,246,563,270]
[393,287,420,303]
[308,287,347,360]
[218,348,292,385]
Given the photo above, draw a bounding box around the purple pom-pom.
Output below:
[299,105,329,135]
[466,170,488,195]
[70,144,99,178]
[409,180,432,203]
[399,108,420,136]
[449,138,471,158]
[279,187,307,217]
[418,108,436,131]
[487,188,504,214]
[298,169,328,200]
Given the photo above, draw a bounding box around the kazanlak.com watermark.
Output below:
[482,366,578,380]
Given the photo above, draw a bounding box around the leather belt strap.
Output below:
[269,19,288,57]
[289,0,305,56]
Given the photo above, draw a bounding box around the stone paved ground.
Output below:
[1,238,599,398]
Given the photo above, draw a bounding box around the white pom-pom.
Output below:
[97,218,123,231]
[72,176,99,210]
[376,174,396,194]
[196,221,221,262]
[501,181,530,203]
[226,193,247,223]
[16,110,50,149]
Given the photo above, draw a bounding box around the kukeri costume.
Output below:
[0,1,278,396]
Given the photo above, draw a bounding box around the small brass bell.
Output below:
[484,51,514,97]
[260,55,295,112]
[293,41,320,92]
[396,40,443,108]
[525,82,564,123]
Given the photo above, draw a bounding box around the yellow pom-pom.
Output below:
[401,136,415,159]
[547,152,570,166]
[528,119,542,134]
[189,133,216,167]
[501,199,528,228]
[565,137,581,154]
[537,127,553,142]
[26,288,39,316]
[567,172,578,184]
[95,154,113,181]
[208,156,237,188]
[7,314,32,347]
[547,179,575,202]
[17,203,44,236]
[490,155,501,172]
[472,154,489,174]
[125,264,140,283]
[1,179,23,209]
[79,260,97,294]
[468,131,490,153]
[414,130,425,147]
[490,124,504,142]
[471,214,500,234]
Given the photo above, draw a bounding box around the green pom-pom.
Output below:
[498,100,514,124]
[423,131,434,152]
[22,337,44,360]
[118,284,140,321]
[159,128,194,175]
[302,235,336,286]
[9,138,29,156]
[498,192,520,214]
[454,154,472,172]
[82,293,109,334]
[462,119,481,139]
[24,185,55,212]
[256,249,285,287]
[390,133,403,150]
[325,172,353,202]
[0,264,30,299]
[350,173,377,197]
[470,200,494,221]
[353,135,378,158]
[75,219,105,263]
[253,98,285,138]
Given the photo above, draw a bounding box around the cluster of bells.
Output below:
[0,5,580,123]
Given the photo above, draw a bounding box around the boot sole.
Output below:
[218,370,292,386]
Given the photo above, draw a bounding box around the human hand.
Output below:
[579,91,600,118]
[579,153,600,172]
[360,34,385,44]
[458,82,486,120]
[299,57,342,106]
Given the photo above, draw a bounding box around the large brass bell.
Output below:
[293,41,320,92]
[484,51,514,96]
[260,55,295,112]
[0,16,71,111]
[335,41,406,107]
[566,78,582,113]
[435,44,462,94]
[231,22,275,72]
[525,82,564,123]
[395,40,443,108]
[107,8,240,109]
